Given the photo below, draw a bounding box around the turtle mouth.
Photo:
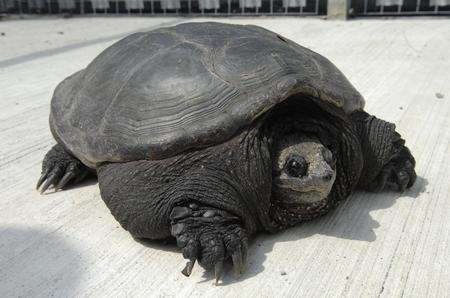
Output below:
[275,187,329,205]
[274,171,336,204]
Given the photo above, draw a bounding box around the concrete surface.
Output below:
[1,17,449,297]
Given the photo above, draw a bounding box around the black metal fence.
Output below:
[351,0,450,15]
[2,0,449,16]
[0,0,326,15]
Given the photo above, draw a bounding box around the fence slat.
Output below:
[357,0,450,15]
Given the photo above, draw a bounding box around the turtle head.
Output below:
[272,136,336,221]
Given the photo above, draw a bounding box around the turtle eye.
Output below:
[284,154,308,178]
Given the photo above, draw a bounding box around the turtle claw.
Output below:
[37,144,90,194]
[39,168,63,194]
[387,151,416,192]
[55,169,77,190]
[170,205,248,282]
[214,262,223,286]
[39,176,54,194]
[396,170,409,192]
[36,170,49,190]
[231,249,245,277]
[181,259,196,277]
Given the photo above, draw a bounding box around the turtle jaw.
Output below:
[273,163,336,204]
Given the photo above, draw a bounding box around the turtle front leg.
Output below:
[37,144,92,194]
[372,140,416,192]
[351,110,417,192]
[170,203,248,285]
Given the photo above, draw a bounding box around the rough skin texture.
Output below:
[96,124,274,239]
[38,96,416,281]
[96,125,272,280]
[351,110,416,192]
[266,98,364,227]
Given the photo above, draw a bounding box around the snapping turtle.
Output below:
[37,22,416,282]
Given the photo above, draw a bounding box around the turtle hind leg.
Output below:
[37,144,92,194]
[351,110,417,192]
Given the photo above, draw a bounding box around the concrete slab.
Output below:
[0,17,449,297]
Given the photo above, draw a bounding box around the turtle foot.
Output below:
[351,110,417,192]
[170,204,248,285]
[380,145,416,192]
[36,144,90,194]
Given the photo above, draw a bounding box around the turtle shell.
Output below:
[50,22,364,168]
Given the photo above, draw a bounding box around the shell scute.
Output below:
[50,22,364,167]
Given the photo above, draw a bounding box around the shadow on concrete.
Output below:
[0,226,83,297]
[232,175,428,285]
[181,175,428,285]
[42,175,98,196]
[65,175,98,190]
[111,176,428,286]
[135,237,180,253]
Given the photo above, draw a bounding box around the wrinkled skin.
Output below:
[37,97,416,283]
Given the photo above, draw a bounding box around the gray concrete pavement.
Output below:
[0,17,449,297]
